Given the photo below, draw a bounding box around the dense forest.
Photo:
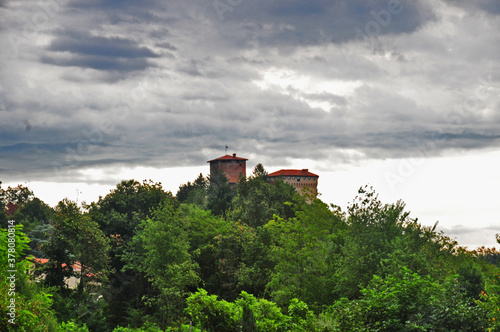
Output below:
[1,164,500,331]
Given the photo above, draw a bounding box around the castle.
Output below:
[208,153,318,195]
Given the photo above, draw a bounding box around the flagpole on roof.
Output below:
[225,145,228,154]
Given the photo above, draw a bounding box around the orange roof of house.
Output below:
[35,258,49,264]
[268,169,319,178]
[207,153,248,162]
[34,258,81,271]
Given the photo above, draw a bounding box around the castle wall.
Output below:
[210,159,246,184]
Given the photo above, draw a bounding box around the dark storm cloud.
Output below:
[213,0,436,47]
[41,54,152,72]
[42,30,158,72]
[48,32,158,59]
[66,0,164,20]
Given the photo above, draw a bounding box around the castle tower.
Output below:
[268,169,319,195]
[207,153,248,184]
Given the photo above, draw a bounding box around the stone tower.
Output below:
[207,153,248,184]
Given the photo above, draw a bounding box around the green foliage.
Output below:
[42,199,110,291]
[112,322,162,331]
[186,288,240,332]
[25,222,53,258]
[177,173,208,208]
[240,300,257,332]
[456,260,485,300]
[4,177,500,331]
[179,203,229,254]
[476,263,500,331]
[186,289,317,332]
[324,266,488,331]
[235,291,288,332]
[87,180,175,328]
[13,197,53,231]
[57,320,90,331]
[206,222,257,300]
[207,168,235,217]
[231,165,297,228]
[287,299,317,332]
[88,180,175,243]
[3,184,34,207]
[0,225,59,331]
[333,186,461,300]
[0,181,7,228]
[123,200,199,328]
[0,183,51,233]
[179,204,243,298]
[266,199,345,309]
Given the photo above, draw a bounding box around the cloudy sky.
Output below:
[1,0,499,248]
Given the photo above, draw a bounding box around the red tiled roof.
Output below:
[34,258,82,271]
[34,258,49,264]
[207,153,248,162]
[268,169,319,178]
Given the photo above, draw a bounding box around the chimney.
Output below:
[233,153,236,158]
[302,169,308,173]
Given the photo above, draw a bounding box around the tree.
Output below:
[185,289,240,332]
[177,173,208,208]
[266,198,345,309]
[0,224,59,331]
[0,181,7,228]
[207,168,235,217]
[186,289,317,332]
[88,180,175,248]
[13,197,53,228]
[123,201,199,329]
[334,186,465,300]
[87,180,176,328]
[204,221,257,301]
[179,204,229,254]
[252,163,268,178]
[0,183,37,228]
[335,186,418,299]
[12,197,54,256]
[42,199,110,292]
[231,164,297,228]
[476,262,500,331]
[4,184,34,206]
[324,266,488,331]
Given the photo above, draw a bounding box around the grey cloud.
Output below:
[41,54,152,72]
[445,0,500,15]
[42,31,158,73]
[156,42,177,51]
[437,224,500,249]
[213,0,436,47]
[48,34,158,59]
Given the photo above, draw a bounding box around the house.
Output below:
[32,258,89,289]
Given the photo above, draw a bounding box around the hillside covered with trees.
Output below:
[1,165,500,331]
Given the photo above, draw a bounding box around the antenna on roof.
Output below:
[225,145,229,154]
